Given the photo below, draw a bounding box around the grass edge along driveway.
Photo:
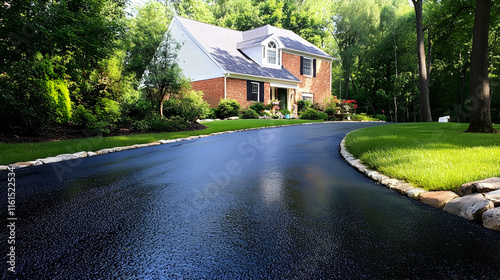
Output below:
[0,119,321,166]
[345,122,500,192]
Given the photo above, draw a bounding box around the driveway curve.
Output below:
[2,122,500,279]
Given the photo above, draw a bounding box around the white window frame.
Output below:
[262,40,281,68]
[302,93,313,102]
[302,57,313,76]
[267,41,277,65]
[251,82,260,102]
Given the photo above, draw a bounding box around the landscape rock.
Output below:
[443,193,494,222]
[227,116,239,120]
[72,151,88,158]
[388,183,414,195]
[406,188,427,200]
[485,190,500,206]
[159,139,176,144]
[0,165,9,171]
[29,160,44,166]
[458,177,500,196]
[366,171,388,182]
[56,154,78,161]
[381,178,401,187]
[420,191,459,209]
[482,208,500,231]
[95,148,115,155]
[11,162,32,168]
[39,157,64,164]
[87,152,97,157]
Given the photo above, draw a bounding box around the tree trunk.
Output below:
[412,0,432,122]
[466,0,498,133]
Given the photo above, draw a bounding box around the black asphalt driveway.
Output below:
[2,122,500,279]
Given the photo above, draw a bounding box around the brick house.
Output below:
[167,16,333,117]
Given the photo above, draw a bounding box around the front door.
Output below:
[278,88,287,111]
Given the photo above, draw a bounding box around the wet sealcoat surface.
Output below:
[1,122,500,279]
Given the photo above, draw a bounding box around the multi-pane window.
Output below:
[267,41,277,65]
[302,57,313,76]
[251,82,260,102]
[302,93,313,102]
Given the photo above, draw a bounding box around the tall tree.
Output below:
[124,1,172,79]
[412,0,432,122]
[142,32,187,117]
[466,0,498,133]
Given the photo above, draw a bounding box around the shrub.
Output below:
[206,107,217,119]
[47,79,72,124]
[163,90,209,122]
[297,100,312,112]
[374,114,387,121]
[300,108,327,120]
[88,120,112,135]
[249,102,265,115]
[72,105,96,127]
[351,113,381,121]
[241,109,259,119]
[95,98,121,124]
[120,91,152,120]
[324,107,336,116]
[280,109,291,115]
[145,115,189,132]
[215,99,240,119]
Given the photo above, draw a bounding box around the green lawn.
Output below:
[345,123,500,192]
[0,119,320,165]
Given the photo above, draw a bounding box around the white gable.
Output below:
[169,18,225,81]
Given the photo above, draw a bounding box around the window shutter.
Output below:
[313,59,317,77]
[247,80,252,101]
[300,56,304,75]
[259,82,264,103]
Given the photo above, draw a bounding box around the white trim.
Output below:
[282,48,333,61]
[270,81,298,90]
[228,72,300,84]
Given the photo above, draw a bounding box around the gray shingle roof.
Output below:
[175,16,331,82]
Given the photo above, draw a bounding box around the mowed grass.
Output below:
[0,119,321,165]
[345,123,500,192]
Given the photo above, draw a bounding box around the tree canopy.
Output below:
[1,0,499,135]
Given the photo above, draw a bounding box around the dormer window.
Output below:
[267,41,277,65]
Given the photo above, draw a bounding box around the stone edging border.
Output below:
[1,120,369,171]
[339,131,500,232]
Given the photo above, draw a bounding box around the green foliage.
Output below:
[324,107,336,115]
[215,99,241,119]
[300,108,327,120]
[241,109,260,119]
[46,80,72,124]
[249,102,266,115]
[95,98,121,124]
[280,109,291,115]
[124,1,172,78]
[142,32,187,116]
[72,105,96,127]
[206,108,218,119]
[297,100,312,112]
[163,90,210,122]
[140,115,190,132]
[350,113,378,121]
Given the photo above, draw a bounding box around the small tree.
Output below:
[142,32,187,117]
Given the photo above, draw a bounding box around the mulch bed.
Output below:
[0,123,208,144]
